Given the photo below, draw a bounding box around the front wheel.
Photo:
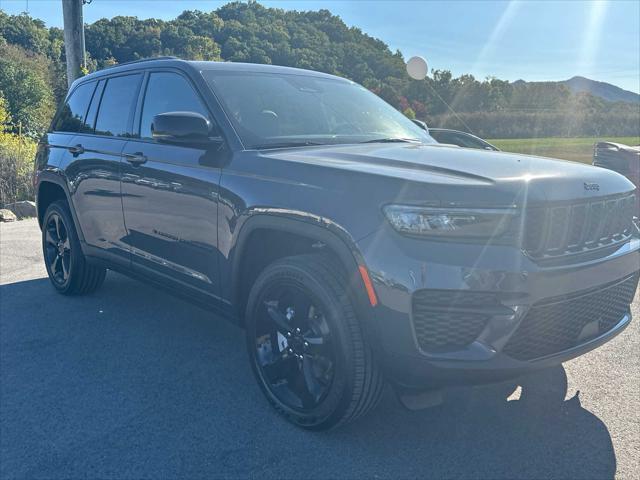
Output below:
[245,254,384,430]
[42,200,106,295]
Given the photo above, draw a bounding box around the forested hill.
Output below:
[514,77,640,105]
[0,1,638,138]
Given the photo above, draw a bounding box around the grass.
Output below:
[487,137,640,164]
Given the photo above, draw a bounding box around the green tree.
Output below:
[0,43,55,136]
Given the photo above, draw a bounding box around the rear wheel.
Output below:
[245,254,384,430]
[42,200,106,295]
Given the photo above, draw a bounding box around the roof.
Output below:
[191,60,345,80]
[73,57,348,89]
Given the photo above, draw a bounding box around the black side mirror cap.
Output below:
[152,111,222,145]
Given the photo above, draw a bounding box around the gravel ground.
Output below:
[1,218,639,479]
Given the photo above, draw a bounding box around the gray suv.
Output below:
[35,58,639,430]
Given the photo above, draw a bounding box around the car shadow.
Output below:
[0,273,616,479]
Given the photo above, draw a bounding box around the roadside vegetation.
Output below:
[0,95,37,206]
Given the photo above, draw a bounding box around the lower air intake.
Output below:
[503,274,638,361]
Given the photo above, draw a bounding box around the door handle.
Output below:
[124,152,148,165]
[68,144,85,155]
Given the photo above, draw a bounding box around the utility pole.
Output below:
[62,0,86,88]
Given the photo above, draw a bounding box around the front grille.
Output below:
[503,274,639,361]
[412,290,498,352]
[524,193,636,260]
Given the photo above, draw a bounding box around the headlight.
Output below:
[383,205,517,238]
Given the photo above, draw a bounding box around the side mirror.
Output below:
[152,111,221,145]
[412,119,428,131]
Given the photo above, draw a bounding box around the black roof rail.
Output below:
[102,56,181,70]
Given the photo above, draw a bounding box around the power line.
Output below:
[424,81,477,136]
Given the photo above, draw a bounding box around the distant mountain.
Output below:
[513,76,640,104]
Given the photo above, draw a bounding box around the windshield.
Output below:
[201,70,435,149]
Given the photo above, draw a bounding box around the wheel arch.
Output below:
[230,213,375,327]
[35,174,86,244]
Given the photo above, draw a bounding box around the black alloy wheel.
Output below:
[255,284,336,411]
[41,200,106,295]
[246,254,384,430]
[44,211,71,286]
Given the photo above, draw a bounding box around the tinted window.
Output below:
[430,131,459,145]
[139,72,209,139]
[95,74,142,137]
[450,133,488,149]
[83,80,105,133]
[52,81,96,133]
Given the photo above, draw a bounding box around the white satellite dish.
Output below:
[406,56,428,80]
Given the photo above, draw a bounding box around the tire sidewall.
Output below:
[245,261,357,429]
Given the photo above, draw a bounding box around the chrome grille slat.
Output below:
[546,207,570,251]
[525,193,635,260]
[585,201,606,245]
[567,204,587,248]
[599,200,618,243]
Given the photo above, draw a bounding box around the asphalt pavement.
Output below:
[1,219,638,479]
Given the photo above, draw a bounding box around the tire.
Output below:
[42,200,106,295]
[245,254,384,430]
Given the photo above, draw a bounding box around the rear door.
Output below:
[61,73,143,266]
[121,70,224,297]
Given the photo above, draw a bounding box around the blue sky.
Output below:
[1,0,639,93]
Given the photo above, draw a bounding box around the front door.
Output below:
[121,71,224,297]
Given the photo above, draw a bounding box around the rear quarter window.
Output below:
[51,81,97,133]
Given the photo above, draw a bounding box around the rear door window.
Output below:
[138,72,209,140]
[52,81,97,133]
[94,74,143,137]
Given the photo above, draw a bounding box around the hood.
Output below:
[264,142,636,206]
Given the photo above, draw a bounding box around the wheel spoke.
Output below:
[50,255,60,275]
[302,332,324,345]
[286,362,317,409]
[45,229,56,246]
[265,302,292,333]
[301,355,324,400]
[262,351,295,384]
[290,297,312,330]
[53,214,62,240]
[61,256,69,280]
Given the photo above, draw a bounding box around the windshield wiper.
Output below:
[251,141,325,150]
[359,137,421,144]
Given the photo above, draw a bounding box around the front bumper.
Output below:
[357,226,640,388]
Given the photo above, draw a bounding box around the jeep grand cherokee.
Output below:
[35,58,639,430]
